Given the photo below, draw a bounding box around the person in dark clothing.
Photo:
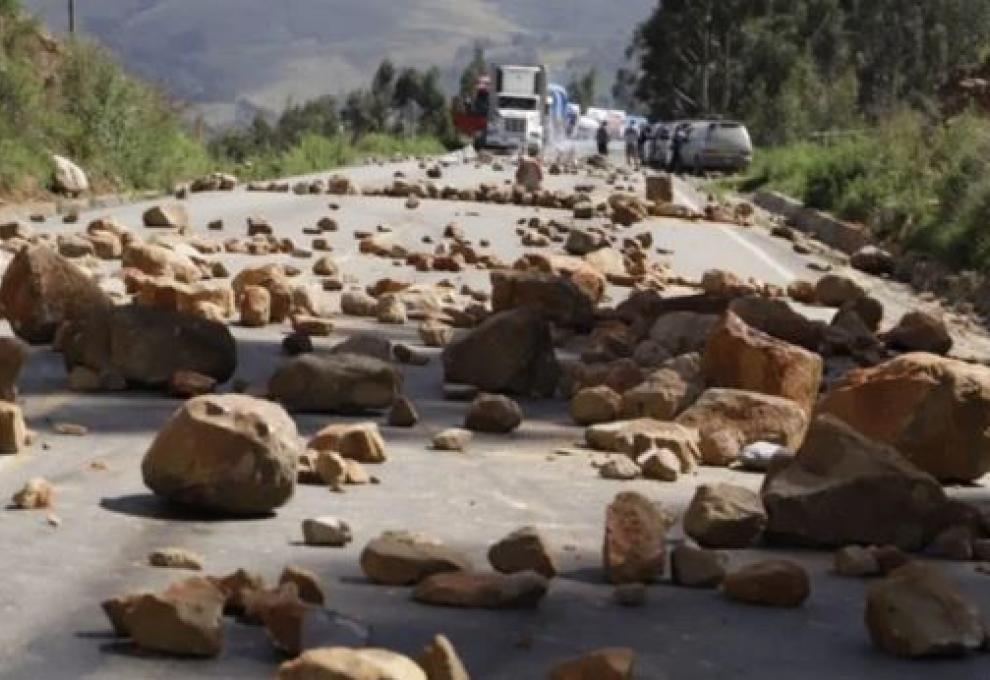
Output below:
[638,125,652,167]
[669,123,688,173]
[596,121,610,156]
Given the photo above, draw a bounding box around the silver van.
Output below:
[649,120,753,173]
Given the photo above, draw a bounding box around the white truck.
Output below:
[483,64,548,153]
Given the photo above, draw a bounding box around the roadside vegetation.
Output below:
[626,0,990,271]
[0,1,453,198]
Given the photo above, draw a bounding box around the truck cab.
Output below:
[484,65,548,152]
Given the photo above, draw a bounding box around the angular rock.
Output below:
[413,570,548,609]
[269,354,401,414]
[148,548,203,571]
[11,477,53,509]
[432,429,472,452]
[491,270,596,330]
[0,337,26,402]
[302,517,353,547]
[883,311,953,356]
[850,246,895,276]
[419,320,454,348]
[309,422,387,464]
[723,560,810,607]
[683,484,767,549]
[637,448,681,482]
[240,285,271,327]
[703,312,823,413]
[549,648,635,680]
[671,545,728,588]
[62,305,236,388]
[360,531,472,586]
[599,456,642,480]
[603,492,666,584]
[464,394,522,434]
[834,546,881,578]
[728,296,826,352]
[142,395,299,515]
[277,647,426,680]
[488,527,557,579]
[570,386,622,426]
[866,563,985,658]
[333,333,393,362]
[816,353,990,482]
[0,245,110,344]
[388,396,419,428]
[815,274,865,307]
[116,577,225,657]
[0,402,27,454]
[442,308,560,398]
[676,389,808,466]
[280,565,326,605]
[143,204,189,229]
[417,634,471,680]
[761,415,951,550]
[649,312,718,357]
[621,353,703,421]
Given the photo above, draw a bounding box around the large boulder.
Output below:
[676,389,808,466]
[761,416,952,550]
[0,245,111,344]
[815,274,866,307]
[703,312,822,413]
[52,154,89,195]
[142,395,299,515]
[817,353,990,482]
[442,308,560,398]
[491,270,596,330]
[883,311,953,356]
[683,484,767,549]
[268,354,401,414]
[62,305,236,388]
[728,296,826,352]
[865,563,985,658]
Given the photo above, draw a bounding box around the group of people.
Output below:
[595,119,689,172]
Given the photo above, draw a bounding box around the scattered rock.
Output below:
[491,270,596,330]
[850,246,895,276]
[280,565,325,605]
[142,394,299,515]
[11,477,53,509]
[816,353,990,482]
[413,570,548,609]
[866,563,985,658]
[571,386,623,426]
[432,428,472,452]
[388,395,420,428]
[419,320,454,348]
[360,531,473,585]
[142,204,189,229]
[599,456,642,481]
[834,546,881,578]
[464,394,522,434]
[883,311,953,355]
[277,647,425,680]
[148,548,203,571]
[302,517,353,547]
[603,492,666,584]
[309,422,387,464]
[762,415,950,550]
[621,353,703,421]
[636,448,681,482]
[671,545,728,588]
[684,483,767,549]
[442,308,560,398]
[0,402,27,453]
[0,337,26,401]
[488,527,557,579]
[269,354,401,414]
[723,560,810,608]
[417,634,471,680]
[815,274,865,307]
[549,648,635,680]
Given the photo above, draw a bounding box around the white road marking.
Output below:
[715,224,797,282]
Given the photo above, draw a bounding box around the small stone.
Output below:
[53,422,88,436]
[417,634,471,680]
[360,530,473,586]
[442,383,478,401]
[279,565,325,605]
[419,320,454,348]
[637,448,681,482]
[433,428,472,452]
[387,395,419,428]
[168,370,217,398]
[488,526,557,578]
[11,477,53,509]
[603,491,666,584]
[315,451,347,488]
[671,544,728,588]
[570,386,623,426]
[463,394,522,434]
[683,484,766,549]
[148,548,204,571]
[309,422,387,464]
[834,545,881,578]
[599,456,642,481]
[302,517,352,547]
[277,648,425,680]
[395,343,431,366]
[413,570,548,609]
[723,560,810,607]
[549,648,635,680]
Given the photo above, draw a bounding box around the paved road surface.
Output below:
[1,151,988,679]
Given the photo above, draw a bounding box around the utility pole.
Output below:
[68,0,75,35]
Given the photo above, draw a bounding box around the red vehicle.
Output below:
[452,75,491,138]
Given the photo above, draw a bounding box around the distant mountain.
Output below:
[21,0,653,123]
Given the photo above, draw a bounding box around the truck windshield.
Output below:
[498,96,538,111]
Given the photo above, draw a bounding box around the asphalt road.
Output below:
[1,150,988,679]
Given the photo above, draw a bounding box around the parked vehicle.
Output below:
[483,64,549,152]
[647,120,752,172]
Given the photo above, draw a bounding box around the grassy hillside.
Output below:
[20,0,653,122]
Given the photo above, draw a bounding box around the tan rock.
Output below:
[118,576,224,657]
[360,531,473,586]
[419,320,454,348]
[388,396,419,428]
[684,483,766,549]
[549,648,635,680]
[636,448,681,482]
[417,634,471,680]
[240,285,271,327]
[309,422,387,464]
[570,386,623,426]
[432,429,472,452]
[413,570,548,609]
[603,492,666,584]
[488,527,557,578]
[148,548,203,570]
[815,274,865,307]
[703,312,823,413]
[302,517,353,547]
[143,204,189,229]
[464,394,522,434]
[671,545,728,588]
[883,311,952,355]
[0,402,27,453]
[12,477,53,509]
[280,565,326,605]
[277,647,426,680]
[723,560,810,607]
[622,353,703,421]
[866,563,985,658]
[0,337,26,401]
[269,354,401,414]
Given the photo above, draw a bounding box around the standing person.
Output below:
[638,124,652,167]
[669,123,688,173]
[624,123,640,168]
[596,121,610,157]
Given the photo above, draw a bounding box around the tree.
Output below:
[458,44,488,98]
[567,68,597,110]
